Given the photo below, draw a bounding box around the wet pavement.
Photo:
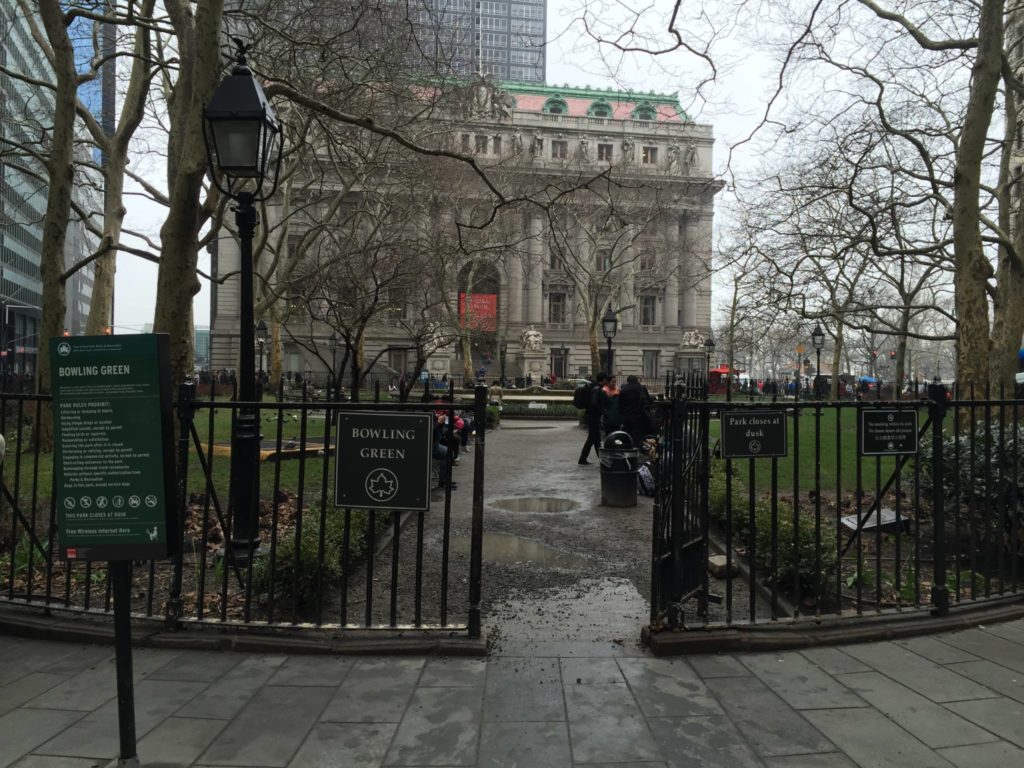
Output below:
[4,622,1024,766]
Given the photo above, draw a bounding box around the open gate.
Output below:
[650,374,712,628]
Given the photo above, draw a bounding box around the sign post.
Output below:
[335,411,432,511]
[50,334,176,767]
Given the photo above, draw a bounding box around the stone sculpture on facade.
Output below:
[683,142,698,172]
[679,330,706,348]
[520,325,545,352]
[622,137,635,164]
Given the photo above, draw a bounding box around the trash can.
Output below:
[600,431,640,507]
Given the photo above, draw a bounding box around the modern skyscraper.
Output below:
[0,3,97,376]
[421,0,547,82]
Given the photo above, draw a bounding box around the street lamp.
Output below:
[498,340,508,386]
[329,331,339,400]
[811,322,824,398]
[255,320,267,400]
[601,304,617,377]
[703,335,715,389]
[203,39,282,564]
[559,343,568,380]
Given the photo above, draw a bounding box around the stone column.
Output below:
[527,213,544,323]
[663,213,680,327]
[507,256,523,324]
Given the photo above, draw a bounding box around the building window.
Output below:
[542,96,568,114]
[475,135,488,153]
[642,146,658,165]
[548,292,567,323]
[596,249,612,272]
[551,140,568,159]
[639,250,656,271]
[492,136,502,155]
[597,143,613,161]
[587,100,613,117]
[643,350,659,380]
[461,134,471,152]
[633,103,657,121]
[640,294,657,326]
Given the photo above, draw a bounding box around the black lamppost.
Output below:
[601,304,617,377]
[329,331,339,400]
[255,320,267,400]
[203,40,282,563]
[498,340,508,385]
[811,322,824,398]
[703,335,715,384]
[559,343,568,379]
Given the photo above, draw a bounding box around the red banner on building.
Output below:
[458,293,497,331]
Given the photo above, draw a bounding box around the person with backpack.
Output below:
[576,372,605,465]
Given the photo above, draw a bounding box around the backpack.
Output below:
[572,383,591,410]
[637,462,656,496]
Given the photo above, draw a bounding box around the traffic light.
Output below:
[103,326,113,335]
[871,350,878,359]
[889,350,896,360]
[62,329,70,337]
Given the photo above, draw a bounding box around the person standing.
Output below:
[620,374,653,446]
[578,372,605,465]
[600,375,623,435]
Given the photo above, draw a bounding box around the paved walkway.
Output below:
[3,620,1024,767]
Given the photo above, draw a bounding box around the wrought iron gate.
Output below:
[650,374,711,628]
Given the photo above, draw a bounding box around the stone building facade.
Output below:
[210,82,720,383]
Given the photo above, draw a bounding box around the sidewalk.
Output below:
[2,620,1024,767]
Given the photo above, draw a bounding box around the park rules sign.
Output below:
[50,334,176,561]
[335,412,432,511]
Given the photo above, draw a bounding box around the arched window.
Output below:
[542,96,569,115]
[632,103,657,121]
[587,100,613,118]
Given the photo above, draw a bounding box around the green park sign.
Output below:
[335,411,433,511]
[720,410,788,459]
[50,334,176,561]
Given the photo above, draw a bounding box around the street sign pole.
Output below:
[111,560,138,766]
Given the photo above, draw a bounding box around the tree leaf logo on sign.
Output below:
[57,341,72,357]
[366,468,399,502]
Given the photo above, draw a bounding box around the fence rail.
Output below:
[0,381,486,635]
[652,379,1024,630]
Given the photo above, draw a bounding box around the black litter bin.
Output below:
[600,431,640,507]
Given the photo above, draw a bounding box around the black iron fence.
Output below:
[652,379,1024,629]
[0,381,487,636]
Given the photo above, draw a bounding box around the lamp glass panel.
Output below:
[211,119,261,176]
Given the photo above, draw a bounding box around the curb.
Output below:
[644,595,1024,655]
[0,605,488,657]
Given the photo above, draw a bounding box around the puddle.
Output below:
[488,497,579,514]
[450,533,588,569]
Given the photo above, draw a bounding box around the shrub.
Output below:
[708,460,836,602]
[251,508,383,607]
[916,419,1024,553]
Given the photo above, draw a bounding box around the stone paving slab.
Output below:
[837,671,996,749]
[738,652,864,710]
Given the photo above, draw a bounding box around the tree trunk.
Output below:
[830,323,843,400]
[35,0,79,451]
[154,0,224,385]
[951,0,1003,392]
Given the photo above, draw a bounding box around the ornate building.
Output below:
[210,81,720,383]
